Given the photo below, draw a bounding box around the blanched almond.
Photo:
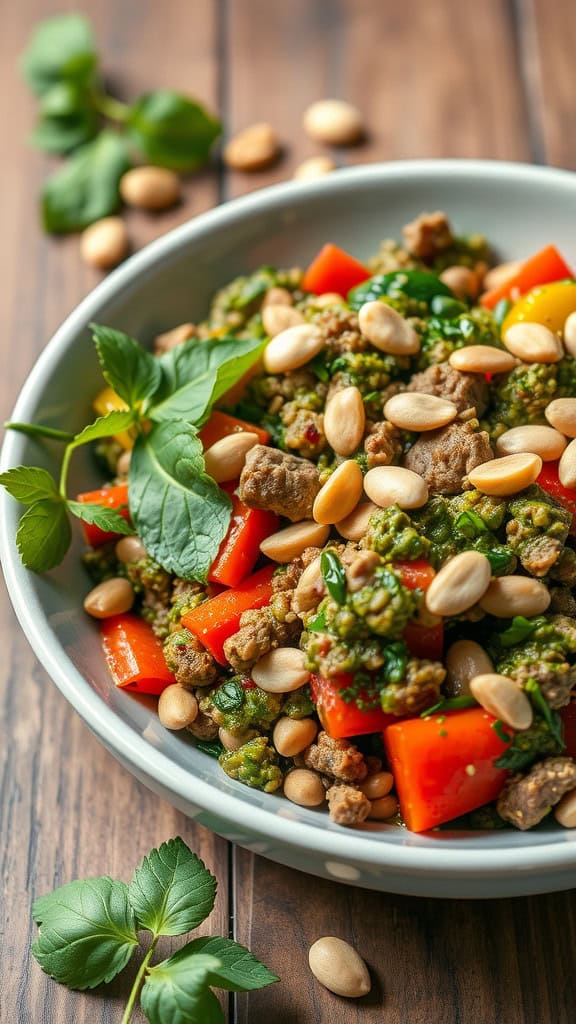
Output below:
[313,460,363,525]
[84,578,135,618]
[335,501,379,541]
[284,769,325,807]
[564,312,576,358]
[469,673,533,731]
[263,323,324,373]
[308,936,371,998]
[425,551,492,617]
[80,217,128,270]
[468,453,542,496]
[158,685,198,730]
[358,301,420,356]
[302,100,364,145]
[558,438,576,489]
[449,346,517,375]
[483,261,523,292]
[439,265,479,299]
[445,640,494,697]
[260,521,330,562]
[120,166,180,210]
[363,466,428,510]
[224,122,280,171]
[383,392,458,432]
[261,303,304,337]
[203,432,260,482]
[293,155,336,179]
[323,386,365,456]
[545,398,576,438]
[252,647,310,693]
[495,425,567,461]
[479,576,551,617]
[273,717,318,757]
[503,322,564,363]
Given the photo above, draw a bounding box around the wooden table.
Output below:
[1,2,575,1021]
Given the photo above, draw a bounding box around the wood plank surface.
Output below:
[1,1,576,1022]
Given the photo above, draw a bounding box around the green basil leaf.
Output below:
[196,739,225,758]
[497,616,539,648]
[421,695,477,718]
[128,836,217,937]
[32,81,99,154]
[67,500,132,535]
[32,877,138,990]
[306,607,327,632]
[429,295,468,318]
[150,335,266,425]
[16,500,71,572]
[0,466,59,505]
[525,679,565,748]
[91,324,162,411]
[348,270,452,310]
[455,509,487,537]
[379,640,409,686]
[129,421,232,581]
[42,131,130,233]
[174,936,279,992]
[71,409,137,447]
[127,90,221,171]
[141,954,224,1024]
[21,13,97,97]
[320,550,347,604]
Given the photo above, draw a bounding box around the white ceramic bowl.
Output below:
[2,160,576,898]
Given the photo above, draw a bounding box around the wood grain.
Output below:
[2,1,576,1022]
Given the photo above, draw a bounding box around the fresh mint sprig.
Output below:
[31,837,278,1023]
[21,14,221,233]
[2,323,265,580]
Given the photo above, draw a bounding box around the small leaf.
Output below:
[127,90,220,171]
[150,335,266,425]
[32,877,138,991]
[32,81,99,154]
[141,955,224,1024]
[320,549,347,604]
[92,324,162,411]
[16,500,71,572]
[128,836,217,937]
[0,466,59,505]
[42,131,131,233]
[129,422,232,581]
[71,409,137,447]
[67,500,133,535]
[180,936,280,992]
[21,13,97,97]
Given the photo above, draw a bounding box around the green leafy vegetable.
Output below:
[66,500,132,534]
[421,695,477,718]
[429,295,468,318]
[454,509,487,537]
[127,91,221,171]
[21,13,97,96]
[0,466,59,504]
[525,679,565,748]
[491,719,512,744]
[307,607,327,633]
[32,877,138,990]
[348,269,452,310]
[128,837,217,938]
[31,837,277,1022]
[33,82,99,154]
[212,679,245,714]
[92,324,162,411]
[129,421,232,582]
[16,500,71,572]
[320,549,347,604]
[150,336,266,424]
[196,739,225,759]
[42,131,130,232]
[497,616,540,648]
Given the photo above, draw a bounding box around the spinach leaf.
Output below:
[92,325,162,411]
[320,550,347,604]
[150,335,266,424]
[212,680,244,714]
[21,13,97,97]
[33,82,99,154]
[348,270,452,310]
[42,131,131,233]
[127,91,221,171]
[129,421,232,582]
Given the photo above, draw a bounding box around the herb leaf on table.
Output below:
[128,837,217,937]
[42,131,131,233]
[127,91,221,172]
[21,13,97,97]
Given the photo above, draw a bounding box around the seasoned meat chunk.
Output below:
[314,306,366,356]
[163,629,218,688]
[497,756,576,830]
[549,586,576,618]
[303,732,368,783]
[502,653,576,710]
[223,607,301,673]
[364,420,404,468]
[403,419,493,495]
[402,210,453,261]
[380,657,446,716]
[281,404,326,459]
[326,784,371,827]
[239,445,321,521]
[406,362,489,416]
[186,708,219,741]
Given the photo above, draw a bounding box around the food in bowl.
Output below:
[4,207,576,837]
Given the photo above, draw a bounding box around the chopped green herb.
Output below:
[491,719,512,744]
[421,695,477,718]
[195,740,224,759]
[497,616,541,648]
[212,679,244,714]
[320,549,347,604]
[525,678,565,748]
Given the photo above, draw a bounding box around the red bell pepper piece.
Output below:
[310,673,398,739]
[480,245,574,309]
[384,708,513,832]
[393,559,436,591]
[402,620,444,661]
[209,487,279,588]
[101,614,176,695]
[76,483,131,547]
[198,410,270,450]
[560,702,576,758]
[182,565,275,664]
[302,243,371,297]
[536,461,576,534]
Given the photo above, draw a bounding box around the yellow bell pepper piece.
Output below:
[93,386,136,450]
[502,280,576,335]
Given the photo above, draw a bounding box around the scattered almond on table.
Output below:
[223,122,281,171]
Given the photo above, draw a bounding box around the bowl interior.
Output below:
[3,161,576,885]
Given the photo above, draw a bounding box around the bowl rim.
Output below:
[3,158,576,880]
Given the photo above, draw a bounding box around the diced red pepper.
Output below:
[536,461,576,534]
[560,702,576,759]
[310,673,398,739]
[480,245,574,309]
[302,243,371,298]
[384,708,513,832]
[209,486,278,588]
[402,620,444,661]
[198,410,270,450]
[393,559,436,591]
[182,565,275,664]
[100,614,176,695]
[77,483,131,547]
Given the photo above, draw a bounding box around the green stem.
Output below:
[93,91,130,123]
[5,422,75,443]
[121,937,159,1024]
[59,444,74,500]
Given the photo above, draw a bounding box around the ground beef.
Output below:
[261,368,322,405]
[281,404,326,459]
[344,549,380,592]
[303,732,368,783]
[165,632,219,688]
[223,607,301,673]
[186,708,219,741]
[406,362,489,416]
[549,587,576,618]
[326,784,371,826]
[549,548,576,587]
[239,445,321,521]
[402,210,453,261]
[142,591,171,639]
[364,420,404,468]
[313,307,366,356]
[497,756,576,830]
[402,419,493,494]
[506,655,576,710]
[509,533,564,578]
[383,657,446,716]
